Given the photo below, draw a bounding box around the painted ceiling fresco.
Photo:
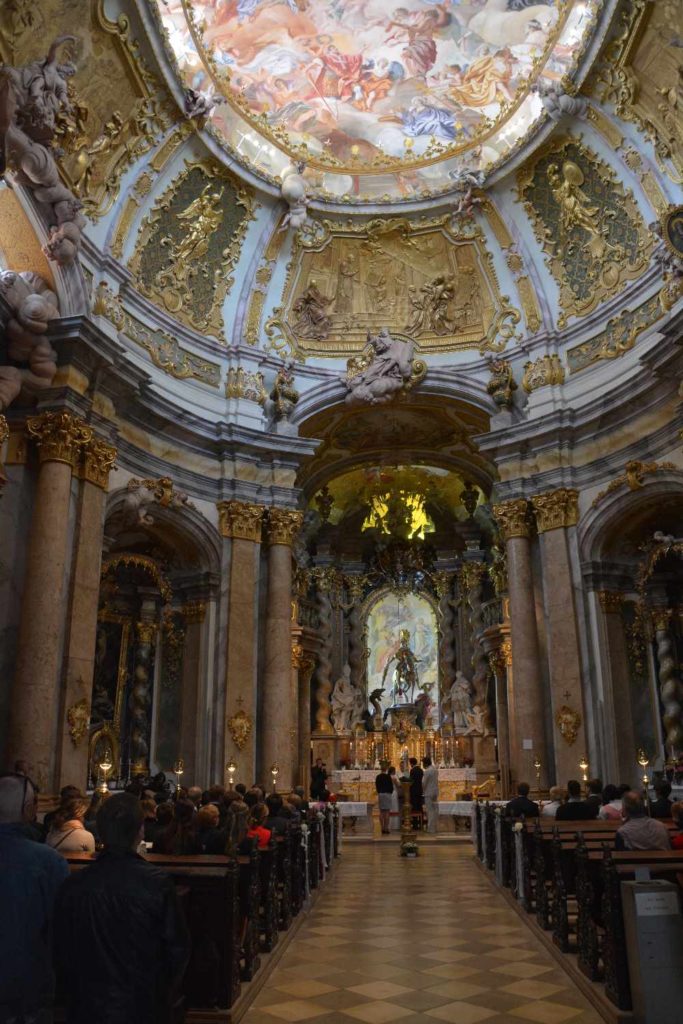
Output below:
[157,0,602,200]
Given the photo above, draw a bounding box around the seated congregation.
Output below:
[0,768,339,1023]
[476,778,683,1013]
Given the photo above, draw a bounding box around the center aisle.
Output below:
[245,844,602,1024]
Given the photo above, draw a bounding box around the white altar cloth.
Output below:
[338,802,372,817]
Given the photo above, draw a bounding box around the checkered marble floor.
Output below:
[243,844,603,1024]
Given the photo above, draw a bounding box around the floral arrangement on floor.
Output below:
[400,841,419,857]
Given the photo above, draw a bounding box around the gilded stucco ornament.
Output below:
[267,509,304,547]
[555,704,582,745]
[522,354,566,393]
[129,160,256,340]
[517,137,653,326]
[0,271,59,412]
[26,411,93,468]
[82,437,117,491]
[122,477,193,527]
[227,708,253,752]
[591,460,677,507]
[531,488,579,533]
[493,499,531,540]
[217,500,264,543]
[225,368,267,404]
[67,697,90,746]
[566,291,667,373]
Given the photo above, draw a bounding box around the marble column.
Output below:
[293,645,316,793]
[461,561,497,775]
[652,606,683,757]
[218,500,264,784]
[130,612,158,776]
[178,602,206,786]
[531,489,587,784]
[493,499,548,787]
[57,437,117,789]
[488,643,511,797]
[597,592,637,784]
[261,508,303,789]
[8,411,93,792]
[346,576,365,691]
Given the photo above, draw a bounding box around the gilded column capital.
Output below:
[501,637,512,666]
[492,498,531,539]
[0,414,8,446]
[82,437,117,490]
[597,590,624,614]
[26,411,93,468]
[531,488,579,533]
[267,508,304,546]
[181,601,206,624]
[217,499,264,542]
[651,606,673,633]
[432,570,453,599]
[135,621,157,645]
[487,648,506,676]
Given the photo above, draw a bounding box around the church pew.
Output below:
[258,843,279,952]
[274,833,293,931]
[237,847,261,980]
[66,852,242,1013]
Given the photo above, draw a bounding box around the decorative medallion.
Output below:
[67,697,90,746]
[228,708,253,752]
[129,160,256,339]
[661,205,683,260]
[555,704,582,746]
[517,136,653,326]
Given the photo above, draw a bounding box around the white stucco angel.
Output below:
[330,665,357,733]
[280,161,308,231]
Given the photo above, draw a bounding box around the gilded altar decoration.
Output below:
[26,411,93,468]
[266,216,519,359]
[522,354,565,393]
[345,329,426,406]
[555,704,582,746]
[591,0,683,183]
[486,356,517,410]
[67,697,90,746]
[181,602,206,624]
[517,137,653,326]
[531,488,579,533]
[92,282,125,330]
[598,591,624,614]
[217,500,264,543]
[129,160,256,339]
[228,708,253,752]
[493,499,530,540]
[591,460,677,507]
[225,368,267,404]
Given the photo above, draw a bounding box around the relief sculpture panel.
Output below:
[517,136,653,326]
[267,217,519,359]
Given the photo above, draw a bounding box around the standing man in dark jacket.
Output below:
[55,793,189,1024]
[408,758,424,830]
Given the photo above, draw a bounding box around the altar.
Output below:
[330,767,478,803]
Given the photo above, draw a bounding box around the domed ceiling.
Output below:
[156,0,602,201]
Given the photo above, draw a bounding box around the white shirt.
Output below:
[540,800,560,818]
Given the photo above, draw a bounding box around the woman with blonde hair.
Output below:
[46,795,95,855]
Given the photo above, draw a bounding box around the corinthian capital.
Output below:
[531,488,579,533]
[493,498,530,540]
[26,411,93,468]
[82,437,117,490]
[267,508,304,546]
[217,500,264,542]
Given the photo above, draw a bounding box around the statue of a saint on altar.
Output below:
[449,670,474,733]
[381,629,420,705]
[330,665,357,733]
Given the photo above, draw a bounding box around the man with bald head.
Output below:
[0,772,69,1022]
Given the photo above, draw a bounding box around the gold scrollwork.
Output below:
[67,697,90,746]
[82,437,117,490]
[597,591,624,614]
[181,601,206,624]
[555,704,582,746]
[566,292,666,373]
[227,708,253,752]
[516,136,653,326]
[267,508,304,547]
[225,368,267,403]
[591,460,677,507]
[129,159,256,340]
[26,411,93,468]
[100,553,172,603]
[217,500,264,543]
[531,488,579,533]
[522,354,566,393]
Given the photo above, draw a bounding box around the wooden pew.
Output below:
[237,847,261,980]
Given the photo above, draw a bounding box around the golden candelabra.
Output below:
[173,758,185,798]
[637,748,650,789]
[271,762,280,792]
[578,755,589,785]
[533,757,541,793]
[98,749,113,795]
[226,758,237,788]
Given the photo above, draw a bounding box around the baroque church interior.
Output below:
[0,1,682,1022]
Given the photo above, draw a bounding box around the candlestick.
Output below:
[533,757,541,793]
[173,757,185,799]
[226,758,237,788]
[271,762,279,792]
[98,748,113,795]
[578,755,588,785]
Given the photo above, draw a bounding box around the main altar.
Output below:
[330,767,479,803]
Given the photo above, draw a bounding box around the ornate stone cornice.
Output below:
[597,590,624,614]
[26,411,93,468]
[267,508,303,547]
[493,499,531,540]
[217,500,264,542]
[531,488,579,533]
[82,437,117,490]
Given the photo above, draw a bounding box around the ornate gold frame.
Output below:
[265,215,520,360]
[128,159,256,340]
